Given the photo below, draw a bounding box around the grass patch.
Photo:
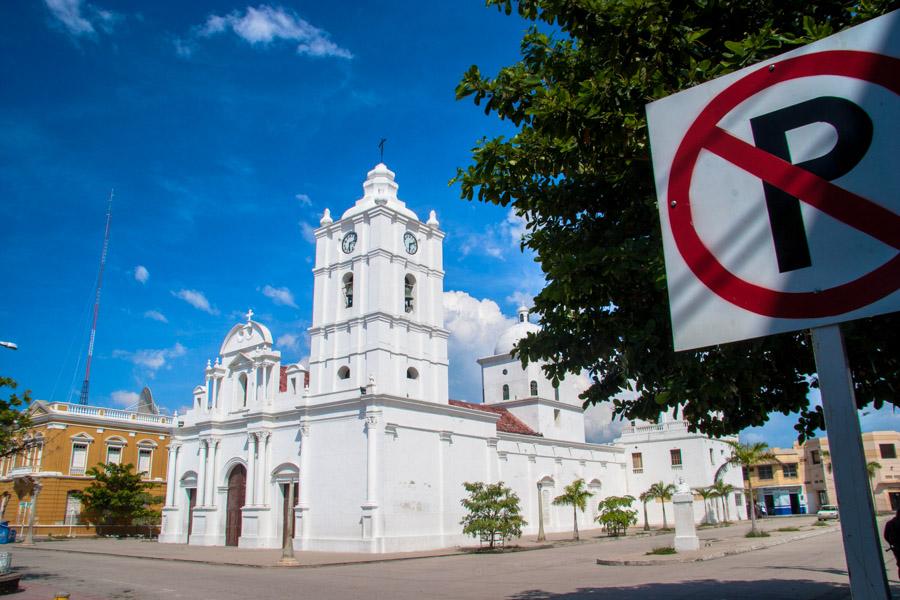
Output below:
[745,530,771,538]
[776,527,801,532]
[645,546,677,555]
[813,520,830,527]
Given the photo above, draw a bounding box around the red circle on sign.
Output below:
[668,50,900,319]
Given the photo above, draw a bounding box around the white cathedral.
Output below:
[159,163,746,552]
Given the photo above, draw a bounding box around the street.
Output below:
[8,526,899,599]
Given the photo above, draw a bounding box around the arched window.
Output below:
[407,367,419,380]
[502,384,510,401]
[337,366,350,380]
[530,380,538,396]
[239,373,248,407]
[342,273,354,308]
[404,274,415,314]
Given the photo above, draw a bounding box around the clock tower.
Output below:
[307,163,449,404]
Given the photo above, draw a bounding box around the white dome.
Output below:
[341,163,418,221]
[494,306,540,355]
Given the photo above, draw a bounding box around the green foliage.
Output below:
[455,0,898,440]
[0,376,31,457]
[553,478,594,540]
[746,530,771,537]
[646,546,677,555]
[645,481,676,528]
[460,481,527,549]
[75,462,164,536]
[867,461,882,477]
[596,494,637,536]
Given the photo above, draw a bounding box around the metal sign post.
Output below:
[811,325,890,599]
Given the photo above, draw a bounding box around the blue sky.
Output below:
[0,1,894,447]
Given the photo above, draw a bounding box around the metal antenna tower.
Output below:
[79,190,113,406]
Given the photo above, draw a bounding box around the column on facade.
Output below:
[298,422,311,505]
[165,444,178,506]
[438,431,452,536]
[486,438,499,484]
[259,432,270,506]
[197,440,209,506]
[205,370,213,412]
[365,411,379,505]
[206,440,218,507]
[247,433,258,505]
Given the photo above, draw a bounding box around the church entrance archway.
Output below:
[225,465,246,546]
[281,482,298,548]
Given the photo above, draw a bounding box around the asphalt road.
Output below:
[8,528,899,600]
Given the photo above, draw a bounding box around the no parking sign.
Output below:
[647,12,899,350]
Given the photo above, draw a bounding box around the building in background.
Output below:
[0,398,173,536]
[617,417,747,524]
[804,431,900,514]
[744,445,807,516]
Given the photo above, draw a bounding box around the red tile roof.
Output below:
[279,366,288,393]
[449,399,541,437]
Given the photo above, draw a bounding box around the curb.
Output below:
[596,527,836,566]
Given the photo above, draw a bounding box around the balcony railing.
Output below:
[52,402,171,426]
[620,420,691,435]
[8,466,34,477]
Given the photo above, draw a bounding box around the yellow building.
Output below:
[804,431,900,514]
[744,445,808,516]
[0,400,174,537]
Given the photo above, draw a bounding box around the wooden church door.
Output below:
[225,465,246,546]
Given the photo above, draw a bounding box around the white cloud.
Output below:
[110,390,139,408]
[143,310,168,323]
[506,290,534,309]
[173,37,195,58]
[276,333,300,351]
[295,193,312,206]
[262,285,297,308]
[299,221,316,244]
[44,0,119,36]
[457,208,528,261]
[172,289,219,315]
[444,291,516,402]
[134,265,149,284]
[200,5,352,59]
[113,342,187,376]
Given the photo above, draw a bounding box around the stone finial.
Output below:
[206,359,211,368]
[427,210,439,227]
[320,208,333,225]
[214,356,220,366]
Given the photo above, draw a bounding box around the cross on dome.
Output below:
[246,308,254,322]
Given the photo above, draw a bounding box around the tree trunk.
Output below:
[661,501,668,530]
[573,506,579,541]
[748,480,758,534]
[723,495,730,522]
[642,500,649,531]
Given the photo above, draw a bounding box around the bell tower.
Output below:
[307,163,449,403]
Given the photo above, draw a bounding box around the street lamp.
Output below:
[0,342,16,351]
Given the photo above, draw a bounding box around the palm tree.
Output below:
[868,461,882,512]
[726,441,777,535]
[553,479,594,541]
[695,487,717,525]
[647,482,676,530]
[639,491,653,531]
[711,480,735,523]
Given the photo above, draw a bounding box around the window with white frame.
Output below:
[106,445,122,465]
[65,492,82,525]
[70,442,89,475]
[138,448,153,476]
[632,452,643,473]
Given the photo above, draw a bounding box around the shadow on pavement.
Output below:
[506,578,856,599]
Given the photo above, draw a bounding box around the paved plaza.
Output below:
[5,517,899,599]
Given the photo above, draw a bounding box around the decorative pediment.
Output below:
[219,319,273,356]
[71,432,95,442]
[192,385,206,395]
[226,352,256,370]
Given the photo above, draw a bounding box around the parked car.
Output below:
[817,505,839,520]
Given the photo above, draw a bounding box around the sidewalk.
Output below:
[594,516,842,565]
[8,515,840,569]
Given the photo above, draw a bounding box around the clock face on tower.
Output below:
[341,231,357,254]
[403,232,418,255]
